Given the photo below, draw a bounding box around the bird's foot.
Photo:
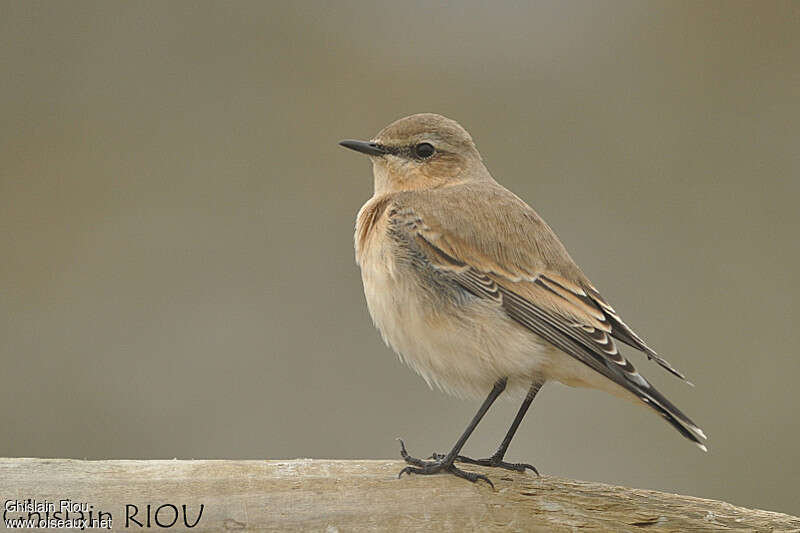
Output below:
[397,439,494,488]
[428,452,539,475]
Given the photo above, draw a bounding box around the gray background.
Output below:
[2,0,799,516]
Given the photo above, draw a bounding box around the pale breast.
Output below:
[354,195,551,397]
[354,195,406,347]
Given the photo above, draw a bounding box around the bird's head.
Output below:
[340,113,487,194]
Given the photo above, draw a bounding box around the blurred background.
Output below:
[2,0,799,516]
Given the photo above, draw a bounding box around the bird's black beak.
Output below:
[338,139,387,156]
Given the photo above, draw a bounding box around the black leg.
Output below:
[444,380,543,474]
[398,378,507,487]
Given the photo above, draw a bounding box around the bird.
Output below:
[339,113,706,487]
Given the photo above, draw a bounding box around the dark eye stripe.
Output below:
[378,143,437,159]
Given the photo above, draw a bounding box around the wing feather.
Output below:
[389,191,706,447]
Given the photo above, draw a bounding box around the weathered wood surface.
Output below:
[1,458,798,532]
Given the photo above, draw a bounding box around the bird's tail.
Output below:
[636,382,707,451]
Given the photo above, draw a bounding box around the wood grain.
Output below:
[1,459,798,532]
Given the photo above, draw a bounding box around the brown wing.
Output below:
[390,186,706,447]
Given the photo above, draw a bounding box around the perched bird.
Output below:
[340,113,706,486]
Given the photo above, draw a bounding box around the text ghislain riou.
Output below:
[5,498,92,514]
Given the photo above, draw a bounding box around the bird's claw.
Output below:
[426,449,538,475]
[396,440,494,488]
[398,463,494,489]
[453,454,539,475]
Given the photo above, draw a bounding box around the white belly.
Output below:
[358,237,553,398]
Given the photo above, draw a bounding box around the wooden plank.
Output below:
[1,459,798,532]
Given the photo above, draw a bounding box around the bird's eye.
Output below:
[414,142,435,159]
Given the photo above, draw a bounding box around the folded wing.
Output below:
[389,186,706,448]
